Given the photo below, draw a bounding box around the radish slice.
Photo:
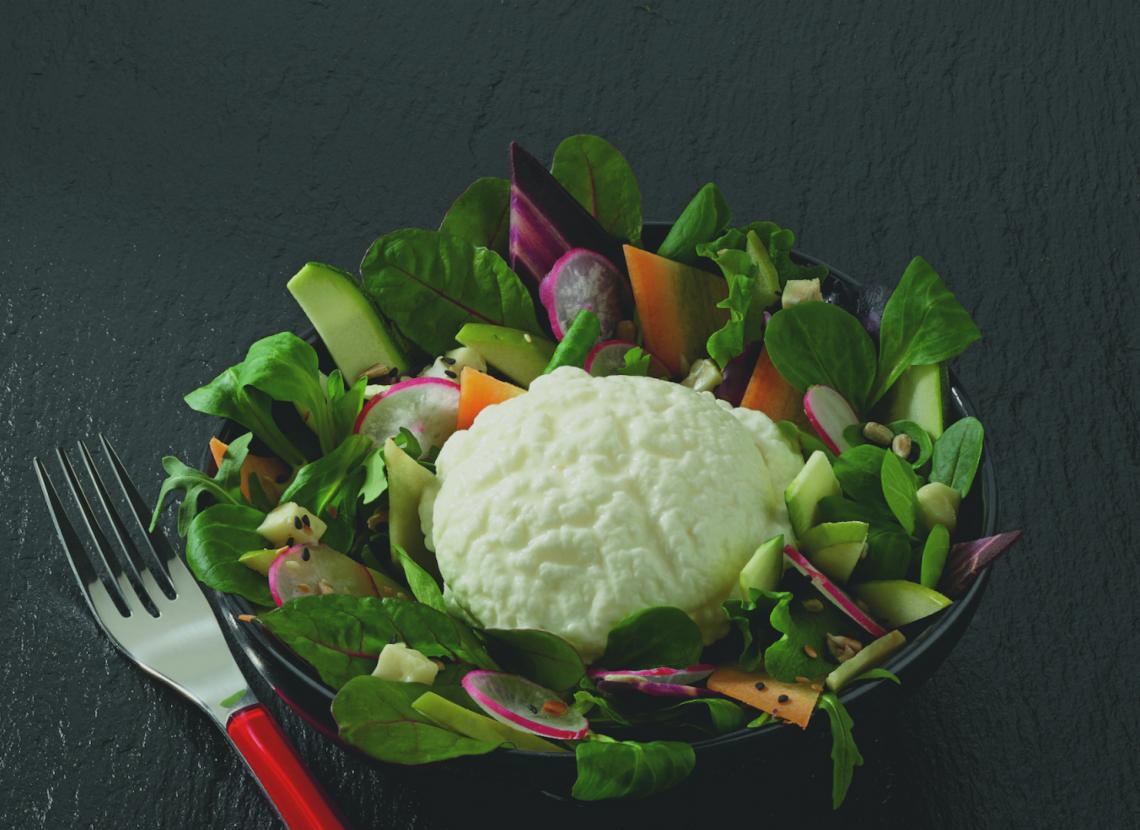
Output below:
[803,384,859,454]
[538,248,623,340]
[595,679,708,699]
[783,546,888,637]
[587,664,715,686]
[353,377,459,455]
[268,544,383,606]
[461,670,588,741]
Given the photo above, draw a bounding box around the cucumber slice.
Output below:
[885,363,946,439]
[383,438,437,570]
[784,451,842,538]
[287,262,409,380]
[739,534,785,594]
[455,323,556,387]
[851,580,952,628]
[824,629,907,692]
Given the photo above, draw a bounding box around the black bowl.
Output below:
[210,223,997,798]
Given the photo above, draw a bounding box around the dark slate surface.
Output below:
[2,2,1137,827]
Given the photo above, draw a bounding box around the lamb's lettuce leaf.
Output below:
[440,177,511,256]
[551,134,642,244]
[931,416,985,497]
[395,545,446,613]
[360,228,541,356]
[870,256,981,405]
[764,301,878,413]
[185,503,271,605]
[656,183,731,264]
[880,450,919,535]
[572,738,695,800]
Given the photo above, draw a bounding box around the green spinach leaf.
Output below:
[656,183,731,264]
[764,302,877,412]
[551,134,642,244]
[360,229,541,356]
[185,503,271,605]
[818,692,863,808]
[889,419,934,468]
[930,416,985,497]
[920,523,951,588]
[870,256,981,405]
[572,739,695,800]
[483,629,586,692]
[440,177,511,256]
[598,607,703,670]
[832,445,889,509]
[333,675,500,764]
[880,451,919,535]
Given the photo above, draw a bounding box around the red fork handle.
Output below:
[226,704,347,830]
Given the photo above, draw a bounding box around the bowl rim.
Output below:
[211,244,997,761]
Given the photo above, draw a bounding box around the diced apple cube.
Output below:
[256,501,326,546]
[372,642,440,685]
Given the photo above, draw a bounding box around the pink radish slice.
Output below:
[595,679,708,699]
[353,377,459,455]
[803,384,859,454]
[587,664,715,686]
[268,544,381,606]
[461,670,589,741]
[783,546,888,637]
[538,248,624,340]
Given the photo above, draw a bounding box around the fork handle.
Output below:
[227,704,346,830]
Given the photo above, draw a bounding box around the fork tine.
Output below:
[97,434,179,579]
[34,456,131,620]
[54,447,151,618]
[78,440,176,601]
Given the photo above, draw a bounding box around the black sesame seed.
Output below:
[754,681,766,691]
[444,369,458,379]
[777,694,790,703]
[302,514,311,527]
[300,548,311,561]
[442,356,456,365]
[293,515,303,530]
[527,704,539,715]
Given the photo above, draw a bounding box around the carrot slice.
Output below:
[706,665,821,729]
[457,368,525,430]
[740,348,807,426]
[208,437,290,503]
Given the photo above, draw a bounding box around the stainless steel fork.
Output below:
[34,436,346,830]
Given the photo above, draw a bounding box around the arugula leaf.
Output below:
[722,589,790,671]
[853,667,901,685]
[598,607,703,670]
[185,503,271,605]
[440,177,511,256]
[889,419,934,468]
[764,593,851,681]
[544,309,601,373]
[278,434,374,552]
[656,183,731,264]
[258,594,495,689]
[931,416,985,497]
[817,692,864,809]
[483,629,585,692]
[880,451,919,535]
[618,346,652,376]
[870,256,981,405]
[150,432,253,536]
[764,302,878,413]
[551,134,643,244]
[920,523,951,588]
[333,675,500,764]
[360,229,541,356]
[395,545,446,613]
[572,739,695,800]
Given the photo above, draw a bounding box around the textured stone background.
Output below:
[2,1,1137,827]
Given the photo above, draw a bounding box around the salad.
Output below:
[152,134,1022,805]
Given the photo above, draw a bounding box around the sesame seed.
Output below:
[795,675,812,684]
[777,694,790,703]
[804,645,818,659]
[754,681,766,691]
[293,515,303,530]
[236,614,256,623]
[286,536,294,546]
[302,514,311,527]
[442,356,456,365]
[300,548,311,562]
[444,369,458,379]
